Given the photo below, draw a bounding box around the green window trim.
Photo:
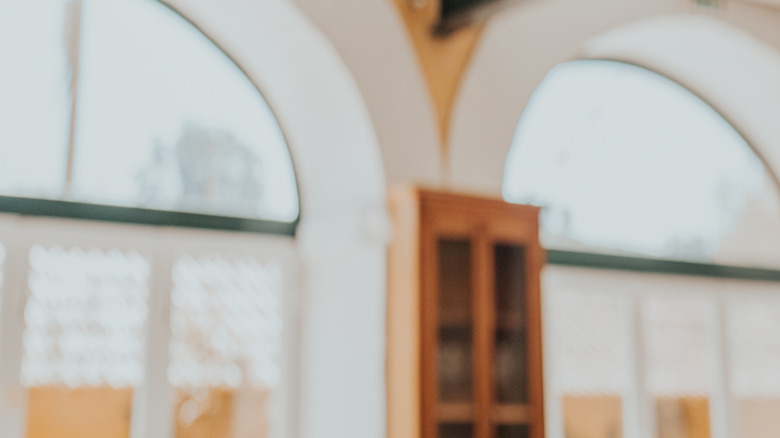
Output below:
[547,249,780,283]
[0,196,297,236]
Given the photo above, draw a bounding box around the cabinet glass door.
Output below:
[437,239,474,436]
[491,243,531,436]
[495,425,531,438]
[493,244,529,405]
[440,423,476,438]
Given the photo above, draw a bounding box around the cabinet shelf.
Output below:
[437,402,475,423]
[491,404,532,424]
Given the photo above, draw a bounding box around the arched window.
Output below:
[504,60,780,268]
[504,60,780,438]
[0,1,299,438]
[0,0,299,224]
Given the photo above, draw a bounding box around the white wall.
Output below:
[160,2,390,438]
[144,2,780,438]
[582,15,780,185]
[290,0,443,185]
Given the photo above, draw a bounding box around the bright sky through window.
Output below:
[504,60,780,268]
[0,1,70,198]
[0,0,299,222]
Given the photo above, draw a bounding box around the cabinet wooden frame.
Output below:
[387,187,545,438]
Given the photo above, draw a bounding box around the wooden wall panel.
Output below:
[655,397,711,438]
[26,387,133,438]
[562,395,622,438]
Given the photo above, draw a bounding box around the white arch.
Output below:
[450,7,780,196]
[581,15,780,186]
[290,0,443,185]
[159,2,389,438]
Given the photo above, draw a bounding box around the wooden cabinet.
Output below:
[387,187,544,438]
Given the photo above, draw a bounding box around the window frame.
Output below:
[0,213,299,438]
[543,256,780,438]
[0,196,297,237]
[504,59,780,268]
[1,1,308,436]
[0,0,302,235]
[506,59,780,438]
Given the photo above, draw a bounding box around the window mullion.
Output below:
[624,290,655,438]
[276,247,301,438]
[709,290,737,438]
[63,0,84,197]
[130,229,174,438]
[0,224,32,438]
[539,280,564,438]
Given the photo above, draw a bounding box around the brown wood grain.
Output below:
[526,240,546,438]
[438,402,476,422]
[475,226,494,438]
[387,186,544,438]
[492,404,532,424]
